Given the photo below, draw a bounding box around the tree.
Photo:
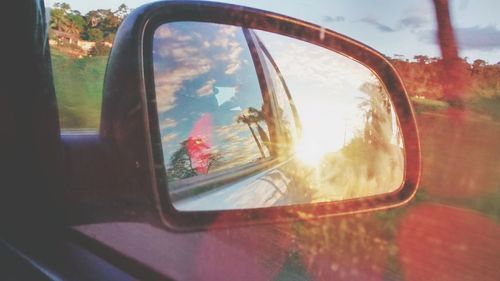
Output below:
[50,3,85,38]
[168,141,198,181]
[86,28,103,42]
[114,4,130,19]
[67,13,85,34]
[414,55,429,64]
[50,5,70,32]
[83,8,122,43]
[432,0,469,107]
[54,2,71,13]
[472,59,487,73]
[167,137,222,180]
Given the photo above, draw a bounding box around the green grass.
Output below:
[468,96,500,121]
[51,49,108,129]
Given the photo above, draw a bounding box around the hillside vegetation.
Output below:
[52,49,107,129]
[391,57,500,117]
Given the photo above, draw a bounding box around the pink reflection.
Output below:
[187,113,213,174]
[398,204,500,281]
[192,213,292,280]
[296,214,389,281]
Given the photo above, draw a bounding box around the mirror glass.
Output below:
[152,22,404,211]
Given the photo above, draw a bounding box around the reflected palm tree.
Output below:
[236,107,270,158]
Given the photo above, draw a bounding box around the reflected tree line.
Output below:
[315,81,403,200]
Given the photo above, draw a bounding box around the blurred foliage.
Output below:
[49,2,128,45]
[392,57,500,100]
[89,42,112,56]
[51,49,107,129]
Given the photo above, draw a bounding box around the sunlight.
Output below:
[294,137,324,166]
[293,102,350,167]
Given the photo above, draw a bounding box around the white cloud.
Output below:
[197,79,216,96]
[161,132,177,143]
[160,118,177,129]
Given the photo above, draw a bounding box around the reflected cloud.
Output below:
[155,60,211,112]
[197,79,216,96]
[154,25,173,39]
[160,117,177,129]
[162,132,177,143]
[154,23,248,113]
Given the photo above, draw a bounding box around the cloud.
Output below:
[456,25,500,50]
[360,17,397,32]
[360,14,429,33]
[323,16,345,23]
[399,16,428,29]
[418,25,500,51]
[458,0,469,10]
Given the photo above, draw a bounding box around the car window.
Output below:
[256,38,299,151]
[153,22,272,182]
[47,3,122,131]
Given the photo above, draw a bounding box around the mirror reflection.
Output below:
[152,22,404,211]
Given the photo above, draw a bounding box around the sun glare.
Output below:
[294,137,324,166]
[294,104,351,167]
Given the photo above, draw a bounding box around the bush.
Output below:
[89,42,112,57]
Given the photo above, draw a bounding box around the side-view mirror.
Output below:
[101,1,420,230]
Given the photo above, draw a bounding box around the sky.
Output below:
[45,0,500,63]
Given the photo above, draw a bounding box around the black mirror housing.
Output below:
[101,1,420,231]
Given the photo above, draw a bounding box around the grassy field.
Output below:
[51,49,108,129]
[468,96,500,121]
